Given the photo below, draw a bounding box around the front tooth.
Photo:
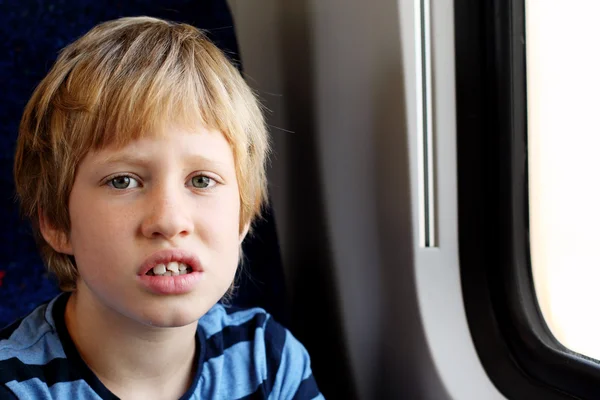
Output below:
[166,262,179,273]
[164,271,172,276]
[153,264,167,274]
[178,263,188,271]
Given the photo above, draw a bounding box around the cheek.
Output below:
[201,194,242,266]
[69,201,132,256]
[204,209,241,252]
[202,185,241,230]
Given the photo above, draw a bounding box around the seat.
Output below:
[0,0,289,328]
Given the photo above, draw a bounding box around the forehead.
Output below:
[90,125,234,167]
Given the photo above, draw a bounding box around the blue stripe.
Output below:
[7,378,104,400]
[0,296,65,364]
[0,336,66,365]
[0,318,24,341]
[204,312,266,361]
[236,318,291,400]
[200,341,264,399]
[0,296,57,339]
[199,304,268,338]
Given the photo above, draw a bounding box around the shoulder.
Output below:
[0,298,64,363]
[198,303,292,362]
[198,303,270,339]
[197,304,324,399]
[0,296,69,398]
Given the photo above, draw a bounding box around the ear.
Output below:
[239,222,251,244]
[38,208,73,255]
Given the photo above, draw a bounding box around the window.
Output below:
[527,0,600,362]
[456,0,600,398]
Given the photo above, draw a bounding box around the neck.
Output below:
[64,290,198,400]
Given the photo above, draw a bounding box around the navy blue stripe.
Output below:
[0,356,83,386]
[0,318,24,341]
[292,374,320,400]
[173,331,204,400]
[50,294,120,400]
[0,384,18,399]
[235,381,267,400]
[236,371,319,400]
[0,294,114,397]
[263,316,286,398]
[204,313,267,361]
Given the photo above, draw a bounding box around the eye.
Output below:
[107,175,140,189]
[189,175,216,189]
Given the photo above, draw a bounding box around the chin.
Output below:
[141,311,201,328]
[136,301,213,328]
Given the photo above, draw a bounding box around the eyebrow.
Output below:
[99,153,151,166]
[98,152,225,168]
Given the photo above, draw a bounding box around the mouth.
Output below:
[138,249,203,277]
[146,262,193,276]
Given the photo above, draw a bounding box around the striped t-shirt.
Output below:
[0,293,323,399]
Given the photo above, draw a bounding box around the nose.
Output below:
[140,184,194,241]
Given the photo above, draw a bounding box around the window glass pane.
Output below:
[527,0,600,360]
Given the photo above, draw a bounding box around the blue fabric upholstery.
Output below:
[0,0,288,328]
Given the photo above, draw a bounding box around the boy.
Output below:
[0,16,323,400]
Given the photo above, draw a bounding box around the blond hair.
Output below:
[14,16,270,291]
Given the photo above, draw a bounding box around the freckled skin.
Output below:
[63,126,244,328]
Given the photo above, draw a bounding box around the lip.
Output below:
[137,249,204,295]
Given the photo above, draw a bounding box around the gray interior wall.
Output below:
[226,0,291,262]
[228,3,356,398]
[228,1,506,399]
